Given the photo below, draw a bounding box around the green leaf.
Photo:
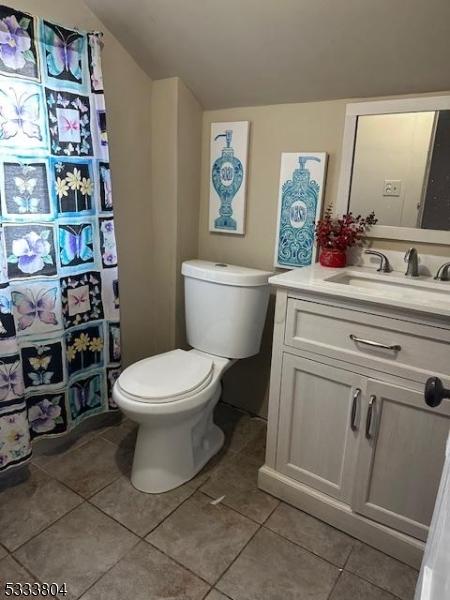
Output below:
[7,255,18,263]
[54,417,64,425]
[40,230,49,240]
[22,49,36,64]
[19,17,31,30]
[42,255,53,265]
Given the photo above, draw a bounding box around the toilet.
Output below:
[113,259,272,493]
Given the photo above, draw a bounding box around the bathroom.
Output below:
[0,0,449,598]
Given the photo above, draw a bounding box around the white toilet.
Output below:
[113,260,271,493]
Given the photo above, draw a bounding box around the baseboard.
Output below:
[258,465,424,569]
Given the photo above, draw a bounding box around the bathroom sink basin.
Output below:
[268,264,450,318]
[323,271,450,305]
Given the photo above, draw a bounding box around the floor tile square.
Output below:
[100,419,137,450]
[216,528,339,600]
[80,541,208,600]
[214,404,266,453]
[0,465,82,551]
[346,543,418,600]
[14,503,138,600]
[200,453,279,523]
[43,437,131,498]
[0,546,7,560]
[0,556,35,596]
[32,416,119,469]
[330,571,398,600]
[265,502,356,566]
[91,475,194,536]
[147,491,258,584]
[187,445,237,489]
[205,590,230,600]
[240,425,267,466]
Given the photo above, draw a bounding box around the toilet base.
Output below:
[130,386,224,494]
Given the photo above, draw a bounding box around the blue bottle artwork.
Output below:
[209,121,249,234]
[275,153,328,268]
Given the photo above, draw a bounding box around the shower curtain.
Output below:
[0,6,120,472]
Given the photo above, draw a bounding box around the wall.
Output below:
[198,93,450,417]
[350,112,434,227]
[9,0,154,367]
[150,77,202,352]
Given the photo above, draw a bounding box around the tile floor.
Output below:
[0,402,419,600]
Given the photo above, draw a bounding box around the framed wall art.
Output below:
[209,121,249,235]
[274,152,328,268]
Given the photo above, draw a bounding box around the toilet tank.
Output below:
[182,260,272,359]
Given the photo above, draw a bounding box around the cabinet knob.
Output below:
[424,377,450,408]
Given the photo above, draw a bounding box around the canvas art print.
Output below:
[209,121,249,235]
[274,152,328,269]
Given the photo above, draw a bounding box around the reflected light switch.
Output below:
[383,179,402,196]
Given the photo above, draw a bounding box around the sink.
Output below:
[323,271,450,305]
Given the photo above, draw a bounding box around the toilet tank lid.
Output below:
[182,260,272,287]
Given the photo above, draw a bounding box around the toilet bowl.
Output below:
[113,260,271,494]
[113,349,232,493]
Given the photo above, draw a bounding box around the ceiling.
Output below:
[86,0,450,109]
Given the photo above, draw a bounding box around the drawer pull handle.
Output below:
[349,334,401,352]
[365,395,377,439]
[350,388,361,431]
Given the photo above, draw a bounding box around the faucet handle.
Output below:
[364,250,393,273]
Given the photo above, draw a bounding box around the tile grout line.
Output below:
[75,536,143,600]
[260,523,352,572]
[210,520,263,591]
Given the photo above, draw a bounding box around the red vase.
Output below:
[319,248,347,268]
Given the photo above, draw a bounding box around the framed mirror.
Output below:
[336,96,450,244]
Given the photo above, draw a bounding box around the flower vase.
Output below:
[319,248,347,268]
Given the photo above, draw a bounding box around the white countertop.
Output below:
[269,264,450,319]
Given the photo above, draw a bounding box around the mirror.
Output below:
[337,96,450,244]
[349,110,450,230]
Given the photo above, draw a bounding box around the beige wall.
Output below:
[10,0,154,367]
[198,94,450,417]
[150,78,202,352]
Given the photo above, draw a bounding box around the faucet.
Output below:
[404,247,419,277]
[364,250,393,273]
[434,262,450,281]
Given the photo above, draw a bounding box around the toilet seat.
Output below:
[117,349,214,403]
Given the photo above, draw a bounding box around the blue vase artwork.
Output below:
[274,152,328,268]
[209,121,249,234]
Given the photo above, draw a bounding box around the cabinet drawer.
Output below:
[285,298,450,380]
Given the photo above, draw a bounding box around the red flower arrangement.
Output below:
[315,208,377,267]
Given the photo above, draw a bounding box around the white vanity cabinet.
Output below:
[259,275,450,569]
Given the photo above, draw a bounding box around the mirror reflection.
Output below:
[348,110,450,230]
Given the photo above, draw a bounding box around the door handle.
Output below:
[425,377,450,407]
[365,395,377,439]
[350,388,361,431]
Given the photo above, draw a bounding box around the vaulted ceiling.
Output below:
[86,0,450,109]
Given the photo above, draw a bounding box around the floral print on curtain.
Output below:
[0,5,120,471]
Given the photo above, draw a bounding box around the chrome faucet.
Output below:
[364,250,393,273]
[434,262,450,281]
[404,247,419,277]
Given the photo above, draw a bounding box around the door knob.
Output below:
[424,377,450,407]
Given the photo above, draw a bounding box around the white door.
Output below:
[353,380,450,541]
[415,434,450,600]
[276,353,362,502]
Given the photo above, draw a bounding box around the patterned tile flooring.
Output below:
[0,402,419,600]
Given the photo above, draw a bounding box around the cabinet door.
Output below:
[276,353,363,502]
[353,380,450,541]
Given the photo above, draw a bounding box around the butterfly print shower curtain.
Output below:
[0,6,121,471]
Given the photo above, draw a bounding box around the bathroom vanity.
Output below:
[259,264,450,568]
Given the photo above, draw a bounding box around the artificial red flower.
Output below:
[315,208,377,250]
